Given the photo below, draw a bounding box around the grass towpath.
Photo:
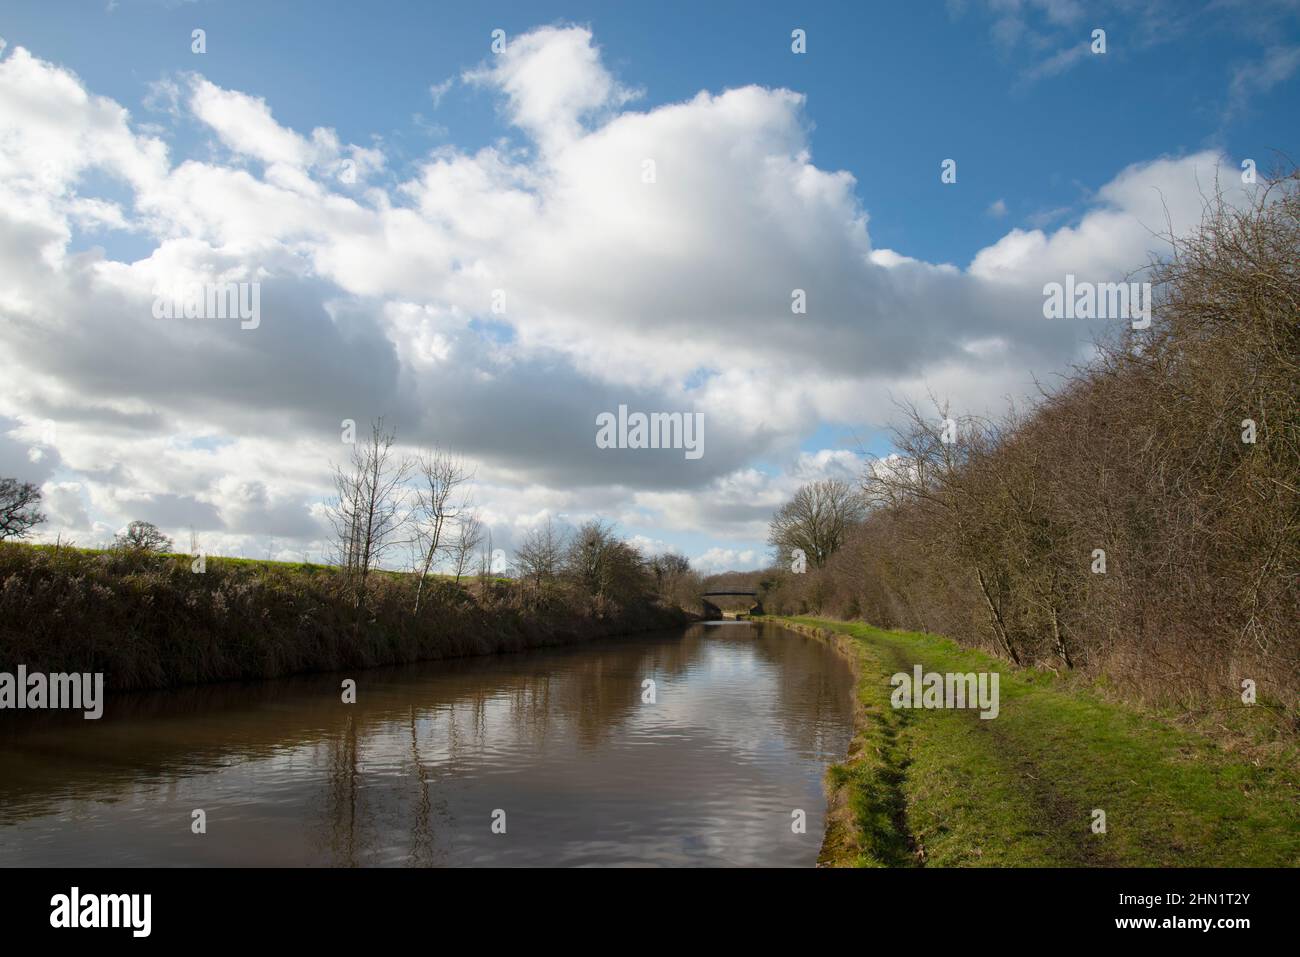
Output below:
[771,617,1300,868]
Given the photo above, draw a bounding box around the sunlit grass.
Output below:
[779,617,1300,868]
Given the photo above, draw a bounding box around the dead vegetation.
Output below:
[766,173,1299,722]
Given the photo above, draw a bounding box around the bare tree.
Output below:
[649,551,696,607]
[564,519,646,602]
[0,478,45,541]
[327,418,414,607]
[113,520,172,553]
[767,478,867,569]
[448,512,485,584]
[410,447,473,612]
[514,518,565,591]
[477,526,497,590]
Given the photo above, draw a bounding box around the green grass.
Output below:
[25,543,509,581]
[774,616,1300,868]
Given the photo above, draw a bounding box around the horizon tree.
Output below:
[767,478,867,570]
[0,478,45,541]
[113,520,172,552]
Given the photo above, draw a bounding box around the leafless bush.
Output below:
[514,518,565,592]
[649,551,699,609]
[563,519,647,605]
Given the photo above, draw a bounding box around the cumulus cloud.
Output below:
[463,26,640,152]
[692,547,764,574]
[0,26,1256,563]
[39,481,92,533]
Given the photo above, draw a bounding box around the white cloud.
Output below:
[41,481,92,533]
[429,77,454,108]
[0,29,1257,564]
[189,79,317,167]
[692,547,765,574]
[1227,44,1300,119]
[463,25,640,152]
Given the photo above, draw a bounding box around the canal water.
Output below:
[0,621,855,867]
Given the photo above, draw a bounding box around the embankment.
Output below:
[0,543,692,693]
[769,616,1300,868]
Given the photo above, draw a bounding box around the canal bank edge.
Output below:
[0,543,698,695]
[753,617,874,867]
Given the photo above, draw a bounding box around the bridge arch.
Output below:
[699,589,763,621]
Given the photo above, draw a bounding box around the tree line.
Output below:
[763,174,1299,709]
[1,421,702,617]
[322,418,699,614]
[0,431,698,691]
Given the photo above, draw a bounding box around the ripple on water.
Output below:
[0,623,854,866]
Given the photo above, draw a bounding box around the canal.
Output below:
[0,621,855,866]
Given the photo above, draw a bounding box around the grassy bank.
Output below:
[0,542,692,693]
[769,616,1300,868]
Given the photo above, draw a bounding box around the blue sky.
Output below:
[9,0,1296,266]
[0,1,1296,570]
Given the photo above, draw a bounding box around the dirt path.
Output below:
[870,633,1119,866]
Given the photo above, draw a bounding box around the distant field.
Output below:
[20,542,509,583]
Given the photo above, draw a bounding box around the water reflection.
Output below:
[0,623,853,866]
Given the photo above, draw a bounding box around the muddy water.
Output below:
[0,622,854,867]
